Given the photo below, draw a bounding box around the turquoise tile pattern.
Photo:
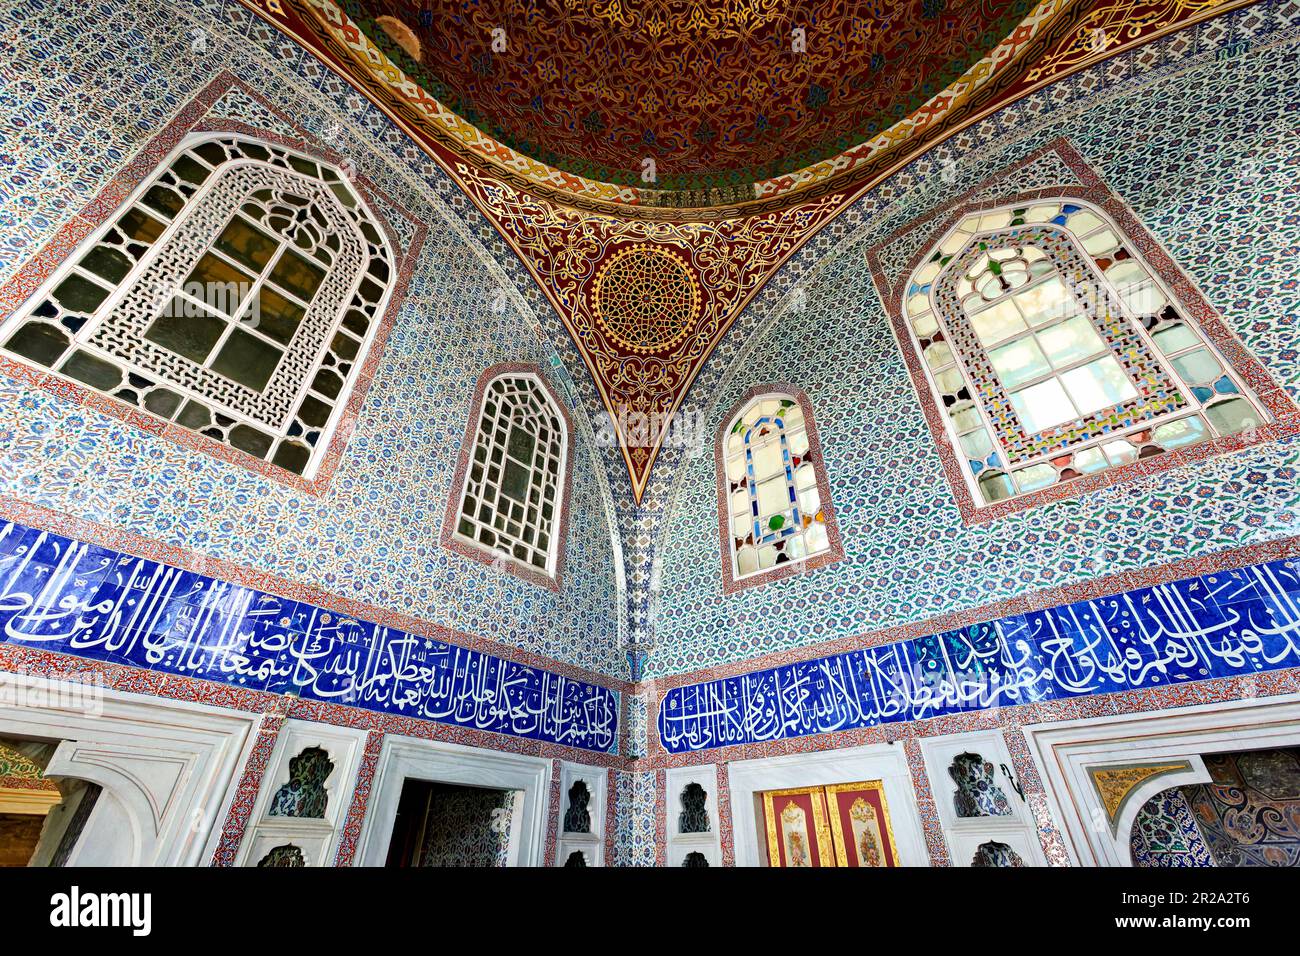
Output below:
[0,0,626,676]
[648,6,1300,680]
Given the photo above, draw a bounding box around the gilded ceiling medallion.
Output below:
[229,0,1259,501]
[592,246,701,354]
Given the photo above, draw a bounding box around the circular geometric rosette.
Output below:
[592,244,701,354]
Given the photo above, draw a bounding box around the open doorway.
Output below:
[385,779,520,867]
[0,738,101,867]
[1131,747,1300,867]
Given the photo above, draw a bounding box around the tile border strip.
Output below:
[0,494,621,691]
[210,710,286,866]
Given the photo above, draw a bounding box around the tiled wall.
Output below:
[656,555,1300,755]
[0,518,621,752]
[1131,749,1300,867]
[1130,787,1214,868]
[611,769,660,867]
[649,6,1300,679]
[1187,748,1300,865]
[0,0,626,676]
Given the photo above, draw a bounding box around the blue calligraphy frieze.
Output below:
[658,557,1300,754]
[0,521,619,753]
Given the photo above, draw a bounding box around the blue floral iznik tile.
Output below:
[659,557,1300,754]
[0,519,620,753]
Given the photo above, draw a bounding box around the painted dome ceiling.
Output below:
[350,0,1034,194]
[242,0,1250,500]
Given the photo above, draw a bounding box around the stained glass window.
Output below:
[721,393,833,580]
[904,199,1267,506]
[453,371,567,576]
[0,133,396,478]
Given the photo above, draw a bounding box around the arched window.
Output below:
[717,387,842,591]
[0,133,396,478]
[903,197,1267,508]
[444,365,570,587]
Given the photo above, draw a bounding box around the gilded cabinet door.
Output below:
[762,786,835,867]
[761,781,900,867]
[825,781,899,867]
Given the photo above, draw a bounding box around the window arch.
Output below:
[717,386,843,591]
[903,197,1269,509]
[443,364,571,589]
[0,132,397,478]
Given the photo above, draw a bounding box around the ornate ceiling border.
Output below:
[246,0,1081,219]
[228,0,1261,501]
[235,0,1257,221]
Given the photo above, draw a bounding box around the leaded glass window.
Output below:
[0,133,396,478]
[722,393,832,580]
[453,371,567,576]
[904,199,1267,505]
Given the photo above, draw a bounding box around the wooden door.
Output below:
[761,780,900,867]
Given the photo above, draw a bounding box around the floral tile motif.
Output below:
[648,9,1300,678]
[611,770,659,867]
[1130,787,1214,867]
[0,0,626,677]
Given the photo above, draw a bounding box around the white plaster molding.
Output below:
[0,674,256,866]
[1023,692,1300,866]
[233,718,367,867]
[353,735,552,867]
[919,729,1047,866]
[555,761,608,867]
[664,764,722,867]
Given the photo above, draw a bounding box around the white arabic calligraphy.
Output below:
[0,522,618,753]
[658,561,1300,753]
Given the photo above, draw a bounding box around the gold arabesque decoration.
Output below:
[592,246,700,354]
